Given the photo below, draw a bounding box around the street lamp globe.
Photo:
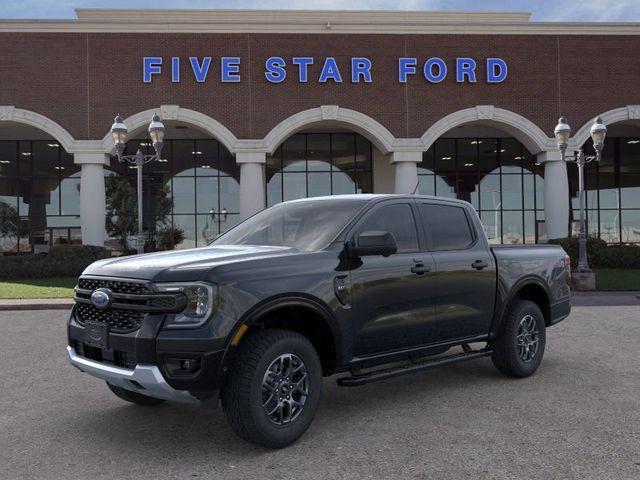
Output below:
[148,113,166,156]
[554,117,571,154]
[590,116,607,155]
[110,115,128,153]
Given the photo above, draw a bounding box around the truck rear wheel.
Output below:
[491,299,546,378]
[106,382,166,406]
[221,329,322,448]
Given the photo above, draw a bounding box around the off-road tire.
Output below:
[491,299,546,378]
[221,329,322,448]
[106,382,166,406]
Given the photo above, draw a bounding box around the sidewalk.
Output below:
[0,292,638,311]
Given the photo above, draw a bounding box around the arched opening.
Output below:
[106,121,239,251]
[572,120,640,244]
[418,123,545,244]
[0,122,80,253]
[265,126,376,207]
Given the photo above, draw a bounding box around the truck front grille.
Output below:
[73,276,185,334]
[75,303,145,333]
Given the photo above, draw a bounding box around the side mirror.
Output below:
[348,230,398,258]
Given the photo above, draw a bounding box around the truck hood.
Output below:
[82,245,298,281]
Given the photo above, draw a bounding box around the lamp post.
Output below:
[110,114,166,254]
[554,116,607,273]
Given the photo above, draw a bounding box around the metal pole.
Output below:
[136,150,144,254]
[576,150,589,272]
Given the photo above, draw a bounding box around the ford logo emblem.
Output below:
[90,288,113,310]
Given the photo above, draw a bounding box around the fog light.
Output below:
[164,357,201,376]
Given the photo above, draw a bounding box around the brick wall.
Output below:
[1,32,639,142]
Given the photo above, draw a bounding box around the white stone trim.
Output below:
[3,10,640,35]
[100,105,239,154]
[0,106,76,153]
[264,106,396,155]
[571,105,640,149]
[421,106,553,154]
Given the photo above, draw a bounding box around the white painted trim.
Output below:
[263,106,397,155]
[0,106,76,153]
[421,105,553,154]
[2,10,640,35]
[571,105,640,148]
[100,105,239,154]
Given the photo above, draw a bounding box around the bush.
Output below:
[0,245,110,279]
[592,245,640,269]
[549,237,640,269]
[548,237,607,268]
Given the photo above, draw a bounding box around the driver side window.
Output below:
[355,203,419,252]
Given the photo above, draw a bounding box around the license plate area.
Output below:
[84,321,109,349]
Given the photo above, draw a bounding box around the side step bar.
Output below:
[337,347,492,387]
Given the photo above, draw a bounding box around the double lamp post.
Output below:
[553,116,607,273]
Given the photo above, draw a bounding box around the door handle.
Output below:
[472,260,488,270]
[411,263,431,275]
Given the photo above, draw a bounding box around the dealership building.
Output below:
[1,8,640,252]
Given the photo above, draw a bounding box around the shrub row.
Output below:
[549,237,640,269]
[0,245,110,279]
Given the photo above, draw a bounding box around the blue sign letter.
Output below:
[351,57,372,83]
[292,57,313,82]
[319,57,343,83]
[398,58,417,83]
[424,57,447,83]
[189,57,211,83]
[143,57,162,83]
[221,57,241,83]
[171,57,180,83]
[456,58,477,83]
[487,58,508,83]
[265,57,287,83]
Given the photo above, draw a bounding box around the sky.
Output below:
[1,0,640,22]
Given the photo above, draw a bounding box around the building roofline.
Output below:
[0,8,639,35]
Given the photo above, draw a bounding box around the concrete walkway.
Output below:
[0,298,73,311]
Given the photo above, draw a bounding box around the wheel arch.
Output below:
[491,277,552,338]
[226,294,345,376]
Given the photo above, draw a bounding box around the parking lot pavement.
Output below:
[0,308,638,480]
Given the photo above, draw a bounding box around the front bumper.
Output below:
[67,346,202,404]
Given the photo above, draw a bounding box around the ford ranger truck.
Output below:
[67,194,571,448]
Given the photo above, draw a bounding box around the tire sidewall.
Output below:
[247,334,322,446]
[504,301,547,377]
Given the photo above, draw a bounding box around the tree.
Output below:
[105,175,180,252]
[0,201,21,251]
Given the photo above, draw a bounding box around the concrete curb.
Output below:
[0,299,73,311]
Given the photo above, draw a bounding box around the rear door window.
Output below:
[419,203,475,251]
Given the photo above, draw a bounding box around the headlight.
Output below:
[155,282,217,329]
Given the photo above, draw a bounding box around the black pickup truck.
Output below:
[67,194,571,448]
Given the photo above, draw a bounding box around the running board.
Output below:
[337,348,492,387]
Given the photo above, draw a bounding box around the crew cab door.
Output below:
[416,201,496,342]
[347,200,437,356]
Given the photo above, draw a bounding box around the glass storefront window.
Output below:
[266,133,373,205]
[420,136,544,243]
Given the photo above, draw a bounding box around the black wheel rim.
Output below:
[261,353,309,425]
[516,314,540,363]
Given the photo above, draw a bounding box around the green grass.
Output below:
[0,277,76,299]
[595,268,640,291]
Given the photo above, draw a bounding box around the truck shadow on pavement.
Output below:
[67,357,538,456]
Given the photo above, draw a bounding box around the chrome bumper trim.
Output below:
[66,346,199,404]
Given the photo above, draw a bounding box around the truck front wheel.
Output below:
[221,329,322,448]
[491,299,546,378]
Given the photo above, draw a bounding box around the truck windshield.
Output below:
[211,198,367,252]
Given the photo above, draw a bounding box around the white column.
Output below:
[75,152,109,246]
[539,151,569,239]
[391,151,422,194]
[237,151,266,220]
